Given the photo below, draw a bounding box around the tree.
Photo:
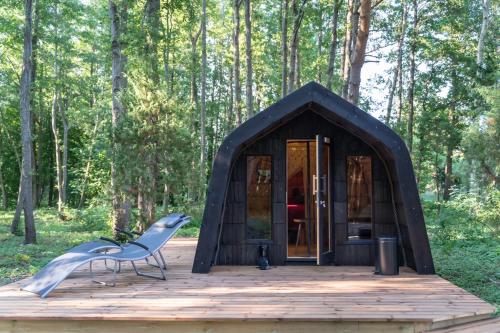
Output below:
[347,0,372,105]
[476,0,490,73]
[281,0,289,97]
[288,0,307,93]
[0,126,7,210]
[326,0,341,91]
[233,0,242,124]
[386,2,408,124]
[244,0,253,117]
[200,0,207,193]
[341,0,360,98]
[406,0,418,153]
[18,0,36,244]
[109,0,130,233]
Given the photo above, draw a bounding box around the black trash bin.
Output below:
[377,237,399,275]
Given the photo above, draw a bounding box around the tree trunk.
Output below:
[317,9,323,83]
[190,28,201,107]
[0,128,7,210]
[443,132,454,201]
[326,0,341,90]
[162,182,169,212]
[227,66,234,130]
[341,0,359,98]
[60,99,69,206]
[288,0,307,93]
[397,55,404,125]
[11,183,23,234]
[233,0,242,124]
[162,9,172,93]
[51,93,64,214]
[140,0,162,227]
[433,151,440,201]
[200,0,207,196]
[244,0,253,118]
[0,168,6,210]
[281,0,289,97]
[476,0,490,72]
[78,115,100,209]
[3,111,23,231]
[35,65,44,207]
[385,3,408,124]
[443,86,458,201]
[109,0,130,233]
[19,0,36,244]
[347,0,371,105]
[407,0,418,153]
[30,0,40,208]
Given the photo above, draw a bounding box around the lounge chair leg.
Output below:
[145,251,167,270]
[131,253,166,280]
[159,251,167,270]
[90,260,118,287]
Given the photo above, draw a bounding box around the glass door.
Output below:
[287,141,316,258]
[315,135,333,265]
[286,138,333,263]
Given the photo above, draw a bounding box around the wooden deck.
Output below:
[0,238,495,333]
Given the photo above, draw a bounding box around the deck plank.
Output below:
[0,238,495,328]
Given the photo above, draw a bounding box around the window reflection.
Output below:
[247,156,272,240]
[347,156,372,240]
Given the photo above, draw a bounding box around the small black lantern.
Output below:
[257,244,271,270]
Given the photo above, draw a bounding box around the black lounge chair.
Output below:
[21,213,190,298]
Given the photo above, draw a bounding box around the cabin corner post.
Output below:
[192,144,234,273]
[393,149,435,275]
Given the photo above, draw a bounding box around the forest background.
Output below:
[0,0,498,310]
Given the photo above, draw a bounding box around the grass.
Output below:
[0,205,201,286]
[424,191,500,313]
[0,194,498,314]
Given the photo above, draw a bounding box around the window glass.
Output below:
[247,156,272,239]
[347,156,372,240]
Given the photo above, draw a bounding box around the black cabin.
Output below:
[193,82,434,274]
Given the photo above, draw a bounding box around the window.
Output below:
[347,156,372,240]
[246,156,272,240]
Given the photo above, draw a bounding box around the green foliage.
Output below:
[0,207,112,285]
[425,190,500,311]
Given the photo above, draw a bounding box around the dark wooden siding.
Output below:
[217,110,401,266]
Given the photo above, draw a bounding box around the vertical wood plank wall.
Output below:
[217,110,401,266]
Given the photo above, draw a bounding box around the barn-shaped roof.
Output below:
[192,82,434,274]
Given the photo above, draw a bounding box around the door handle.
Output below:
[312,175,317,195]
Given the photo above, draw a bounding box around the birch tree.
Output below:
[476,0,490,72]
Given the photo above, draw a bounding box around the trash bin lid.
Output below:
[377,237,397,243]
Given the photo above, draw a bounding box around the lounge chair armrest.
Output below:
[128,241,150,252]
[99,237,121,247]
[114,228,135,239]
